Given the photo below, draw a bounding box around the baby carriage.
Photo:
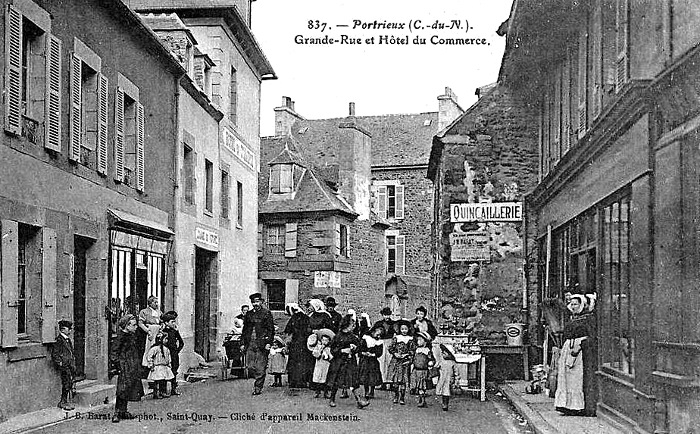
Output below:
[223,332,248,379]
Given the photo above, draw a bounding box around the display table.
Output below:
[481,345,529,380]
[434,335,486,401]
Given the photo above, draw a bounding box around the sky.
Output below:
[251,0,514,137]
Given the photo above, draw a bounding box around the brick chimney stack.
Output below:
[274,96,304,136]
[437,86,462,131]
[349,102,356,116]
[338,108,371,220]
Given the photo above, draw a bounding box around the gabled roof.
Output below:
[259,135,356,217]
[297,112,439,168]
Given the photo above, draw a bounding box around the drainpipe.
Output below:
[170,74,184,312]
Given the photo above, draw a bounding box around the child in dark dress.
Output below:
[110,314,145,423]
[162,311,184,396]
[325,315,370,409]
[388,319,415,405]
[411,331,435,407]
[358,324,384,399]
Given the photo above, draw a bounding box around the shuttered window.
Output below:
[4,5,23,135]
[45,35,61,151]
[114,88,125,182]
[615,0,629,93]
[577,26,588,139]
[229,66,237,124]
[372,182,404,220]
[221,169,230,219]
[387,234,406,275]
[114,79,144,190]
[97,74,109,174]
[237,181,243,227]
[285,222,298,258]
[267,224,285,255]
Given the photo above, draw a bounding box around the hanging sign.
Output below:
[449,231,490,262]
[450,202,523,222]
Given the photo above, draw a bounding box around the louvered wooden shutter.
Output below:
[377,185,387,219]
[136,102,145,191]
[396,235,406,275]
[577,30,587,139]
[114,88,125,182]
[41,227,57,343]
[592,4,603,119]
[285,279,299,305]
[45,35,62,152]
[193,57,205,90]
[615,0,629,93]
[562,52,571,154]
[1,220,19,348]
[344,226,350,258]
[257,223,263,257]
[4,5,22,135]
[285,222,298,258]
[333,223,341,256]
[395,185,405,219]
[97,74,109,175]
[269,166,279,193]
[69,55,82,160]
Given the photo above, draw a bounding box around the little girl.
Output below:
[387,319,415,405]
[435,344,461,411]
[311,330,334,397]
[325,315,370,409]
[269,336,287,387]
[411,331,435,407]
[358,324,384,399]
[146,333,174,399]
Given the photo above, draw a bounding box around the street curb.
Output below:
[493,382,559,434]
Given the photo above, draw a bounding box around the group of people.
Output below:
[108,296,184,423]
[240,294,462,412]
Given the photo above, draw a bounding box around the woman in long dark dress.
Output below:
[284,303,313,388]
[110,314,144,423]
[325,314,370,409]
[307,299,333,332]
[554,293,598,416]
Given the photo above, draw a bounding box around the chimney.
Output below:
[437,86,462,131]
[274,96,304,136]
[338,115,371,220]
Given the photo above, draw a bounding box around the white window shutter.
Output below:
[114,88,125,182]
[284,279,299,305]
[136,102,145,191]
[45,35,62,152]
[395,185,405,220]
[97,74,109,175]
[4,5,22,135]
[69,55,82,160]
[370,185,378,213]
[269,166,279,193]
[41,227,57,343]
[1,220,19,348]
[333,223,341,256]
[193,57,205,90]
[257,223,263,257]
[377,185,387,219]
[615,0,629,93]
[345,226,350,259]
[396,235,405,275]
[577,30,588,139]
[285,222,298,258]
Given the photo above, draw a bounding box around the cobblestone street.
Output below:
[34,377,532,434]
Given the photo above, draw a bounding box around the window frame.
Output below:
[204,159,214,214]
[266,224,285,255]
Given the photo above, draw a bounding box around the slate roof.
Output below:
[296,111,439,168]
[259,136,356,217]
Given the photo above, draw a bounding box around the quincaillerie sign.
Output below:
[450,202,523,222]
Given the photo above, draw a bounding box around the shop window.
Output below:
[265,280,285,312]
[601,196,634,375]
[266,224,285,255]
[204,159,213,213]
[387,233,405,275]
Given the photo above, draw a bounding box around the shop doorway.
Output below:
[72,236,93,380]
[195,247,216,360]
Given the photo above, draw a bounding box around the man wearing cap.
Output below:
[241,293,275,395]
[325,297,343,334]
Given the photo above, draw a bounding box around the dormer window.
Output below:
[270,164,293,193]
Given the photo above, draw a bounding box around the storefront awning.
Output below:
[108,209,173,240]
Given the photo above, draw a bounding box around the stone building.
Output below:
[134,1,276,360]
[427,83,539,347]
[260,92,461,323]
[0,0,185,419]
[504,0,700,431]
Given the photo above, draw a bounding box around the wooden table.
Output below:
[482,345,529,380]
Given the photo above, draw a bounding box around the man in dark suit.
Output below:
[52,320,76,410]
[241,293,275,395]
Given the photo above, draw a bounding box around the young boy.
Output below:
[162,311,184,395]
[52,320,76,410]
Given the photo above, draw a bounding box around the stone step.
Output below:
[74,379,98,390]
[73,383,115,407]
